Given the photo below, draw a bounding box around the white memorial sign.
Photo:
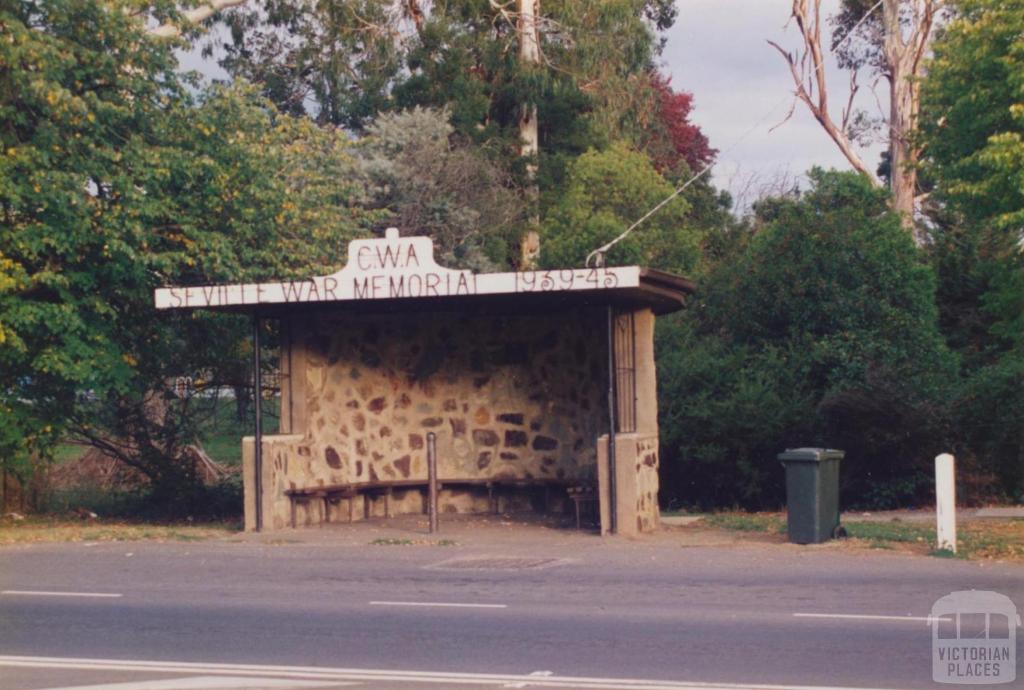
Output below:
[154,228,638,310]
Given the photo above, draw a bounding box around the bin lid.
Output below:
[778,447,845,462]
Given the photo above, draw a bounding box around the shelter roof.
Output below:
[154,229,694,316]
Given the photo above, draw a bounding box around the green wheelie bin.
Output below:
[778,448,845,544]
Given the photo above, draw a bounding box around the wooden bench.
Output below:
[285,480,426,528]
[284,477,591,528]
[439,477,577,515]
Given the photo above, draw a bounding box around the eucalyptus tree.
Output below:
[772,0,943,239]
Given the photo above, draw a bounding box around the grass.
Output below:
[845,521,933,543]
[370,537,459,546]
[702,512,786,534]
[194,395,280,467]
[846,520,1024,560]
[41,395,281,471]
[53,443,87,465]
[0,515,239,546]
[957,520,1024,560]
[24,395,271,473]
[701,511,1024,561]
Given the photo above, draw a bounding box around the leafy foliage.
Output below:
[216,0,705,265]
[538,142,699,272]
[356,107,524,270]
[0,0,377,510]
[658,171,957,509]
[642,72,716,175]
[919,0,1024,500]
[955,350,1024,500]
[922,0,1024,238]
[219,0,402,127]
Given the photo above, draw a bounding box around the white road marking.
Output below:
[368,600,507,609]
[1,590,122,598]
[39,675,351,689]
[793,613,933,622]
[504,669,554,688]
[0,654,923,690]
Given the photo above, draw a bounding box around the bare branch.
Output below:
[841,68,860,131]
[768,96,799,134]
[768,33,880,184]
[147,0,249,39]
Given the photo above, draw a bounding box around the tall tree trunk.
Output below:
[888,62,920,237]
[883,0,925,241]
[518,0,541,269]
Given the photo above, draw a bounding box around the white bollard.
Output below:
[935,453,957,553]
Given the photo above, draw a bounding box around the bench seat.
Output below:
[283,477,588,528]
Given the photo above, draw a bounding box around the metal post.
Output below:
[253,314,263,532]
[427,432,439,533]
[935,453,956,553]
[606,305,618,534]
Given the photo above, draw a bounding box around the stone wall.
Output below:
[634,435,660,532]
[253,308,608,529]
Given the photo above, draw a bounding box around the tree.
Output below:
[539,142,699,272]
[919,0,1024,499]
[356,107,525,270]
[643,72,716,176]
[148,0,250,38]
[216,0,684,266]
[658,170,956,509]
[1,0,188,481]
[0,1,378,510]
[219,0,405,128]
[516,0,542,267]
[771,0,942,239]
[921,0,1024,240]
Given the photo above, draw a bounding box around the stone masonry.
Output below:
[249,307,608,529]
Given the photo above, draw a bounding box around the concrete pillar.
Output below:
[242,436,275,532]
[242,436,257,532]
[598,433,638,536]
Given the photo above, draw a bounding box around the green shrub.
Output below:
[658,170,957,509]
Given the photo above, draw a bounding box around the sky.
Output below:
[662,0,886,207]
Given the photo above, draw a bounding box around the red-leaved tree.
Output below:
[646,72,716,174]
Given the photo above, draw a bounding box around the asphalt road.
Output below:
[0,519,1021,690]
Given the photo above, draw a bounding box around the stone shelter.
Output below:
[154,229,692,535]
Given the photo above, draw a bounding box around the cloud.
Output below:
[662,0,886,201]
